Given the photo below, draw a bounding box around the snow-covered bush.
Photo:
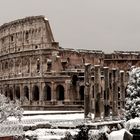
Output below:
[0,94,24,123]
[88,126,109,140]
[125,67,140,120]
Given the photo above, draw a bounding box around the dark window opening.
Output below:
[72,75,78,86]
[37,59,40,72]
[47,63,52,72]
[25,31,29,42]
[11,35,14,42]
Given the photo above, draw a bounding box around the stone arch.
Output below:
[4,87,8,97]
[32,85,39,101]
[24,86,29,100]
[9,87,13,100]
[43,85,51,101]
[79,86,84,100]
[15,86,20,99]
[56,85,64,101]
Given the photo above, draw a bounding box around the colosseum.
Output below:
[0,15,140,119]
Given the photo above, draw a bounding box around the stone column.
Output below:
[29,57,32,76]
[94,65,103,120]
[64,80,71,104]
[40,55,43,76]
[39,82,44,105]
[112,68,118,118]
[84,63,91,118]
[29,83,33,104]
[51,81,56,104]
[13,84,16,100]
[20,84,24,104]
[120,70,125,109]
[104,67,110,118]
[76,81,80,100]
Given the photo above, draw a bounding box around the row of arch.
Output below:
[4,85,85,102]
[1,27,42,45]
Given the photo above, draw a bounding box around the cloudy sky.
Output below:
[0,0,140,53]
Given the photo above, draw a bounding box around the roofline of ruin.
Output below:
[0,15,46,31]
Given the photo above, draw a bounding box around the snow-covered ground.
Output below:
[0,111,130,139]
[25,128,79,140]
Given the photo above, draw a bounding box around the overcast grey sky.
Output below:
[0,0,140,53]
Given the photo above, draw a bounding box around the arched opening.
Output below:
[32,85,39,101]
[24,86,29,100]
[15,86,20,99]
[4,87,8,97]
[56,85,64,101]
[43,85,51,101]
[9,88,13,100]
[79,86,84,100]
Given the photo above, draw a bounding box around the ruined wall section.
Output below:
[104,51,140,71]
[59,48,104,70]
[0,16,56,56]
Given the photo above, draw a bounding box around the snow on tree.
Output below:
[0,94,24,123]
[125,67,140,120]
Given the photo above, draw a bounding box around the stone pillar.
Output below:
[20,84,24,103]
[39,82,44,105]
[13,84,16,100]
[29,57,32,76]
[120,70,125,109]
[94,65,103,120]
[104,67,110,118]
[29,83,33,104]
[64,80,71,103]
[51,81,56,103]
[112,68,118,118]
[84,63,91,118]
[76,81,80,100]
[40,55,43,76]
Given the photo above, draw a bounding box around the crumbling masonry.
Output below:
[0,16,140,119]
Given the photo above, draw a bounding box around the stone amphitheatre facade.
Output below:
[0,15,140,118]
